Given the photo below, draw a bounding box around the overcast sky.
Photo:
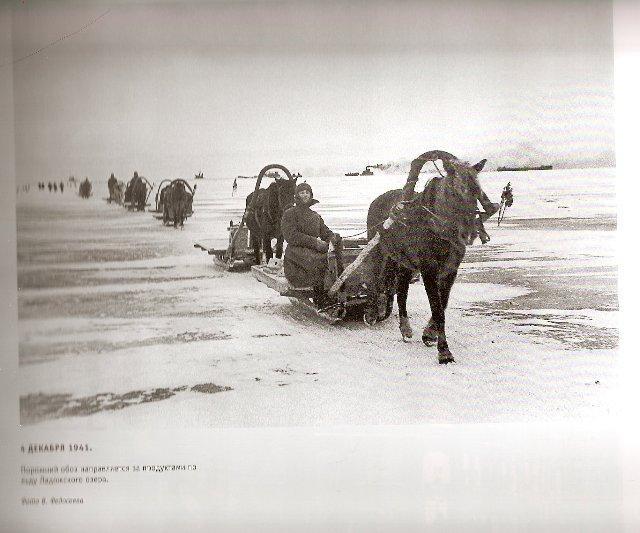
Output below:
[7,0,614,181]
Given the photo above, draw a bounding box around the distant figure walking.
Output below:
[53,182,58,192]
[47,182,52,192]
[59,182,64,193]
[107,172,117,201]
[232,177,238,196]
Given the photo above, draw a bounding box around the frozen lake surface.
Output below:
[16,167,618,427]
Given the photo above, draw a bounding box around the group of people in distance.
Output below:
[35,181,66,193]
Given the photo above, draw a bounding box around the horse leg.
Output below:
[396,266,414,341]
[420,261,453,364]
[424,245,464,339]
[425,242,462,342]
[439,245,464,311]
[275,235,284,259]
[377,259,397,316]
[263,235,273,263]
[251,233,261,265]
[439,269,459,311]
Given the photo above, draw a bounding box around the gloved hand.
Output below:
[314,238,329,253]
[330,233,342,245]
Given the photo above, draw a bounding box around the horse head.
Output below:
[276,176,297,211]
[433,158,487,241]
[441,158,485,204]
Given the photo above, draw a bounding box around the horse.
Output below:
[366,157,495,364]
[245,177,297,264]
[162,180,194,228]
[125,176,148,210]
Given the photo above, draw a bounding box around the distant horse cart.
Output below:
[123,175,154,211]
[194,164,297,271]
[110,182,126,204]
[106,176,126,205]
[150,179,196,227]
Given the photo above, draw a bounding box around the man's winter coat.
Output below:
[281,199,335,288]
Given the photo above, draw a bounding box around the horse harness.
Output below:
[390,179,494,246]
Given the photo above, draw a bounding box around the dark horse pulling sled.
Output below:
[150,179,196,227]
[123,175,154,211]
[195,164,297,271]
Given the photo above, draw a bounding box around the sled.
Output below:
[194,220,256,271]
[149,179,196,224]
[251,236,394,324]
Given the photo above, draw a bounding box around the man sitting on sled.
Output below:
[281,182,341,308]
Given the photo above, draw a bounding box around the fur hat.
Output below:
[295,182,313,197]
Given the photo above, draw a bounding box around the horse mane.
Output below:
[429,160,480,243]
[266,181,280,216]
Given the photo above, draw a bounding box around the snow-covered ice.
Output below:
[16,167,618,427]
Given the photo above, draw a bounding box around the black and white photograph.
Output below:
[1,0,638,530]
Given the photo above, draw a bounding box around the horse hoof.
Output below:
[399,318,413,340]
[422,330,438,346]
[438,351,455,364]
